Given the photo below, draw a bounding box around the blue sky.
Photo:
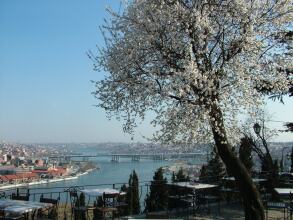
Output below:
[0,0,292,143]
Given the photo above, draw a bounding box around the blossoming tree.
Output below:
[91,0,292,219]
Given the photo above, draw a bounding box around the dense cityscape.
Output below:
[0,142,97,188]
[0,141,292,189]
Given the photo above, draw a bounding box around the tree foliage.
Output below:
[242,116,275,176]
[92,0,292,145]
[145,168,168,212]
[115,184,129,216]
[172,167,190,182]
[291,147,293,173]
[92,1,292,219]
[199,147,226,183]
[74,193,86,220]
[127,170,140,214]
[266,29,293,102]
[92,197,104,220]
[171,171,176,183]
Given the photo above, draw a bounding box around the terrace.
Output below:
[0,174,291,220]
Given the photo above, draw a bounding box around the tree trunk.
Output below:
[209,104,265,220]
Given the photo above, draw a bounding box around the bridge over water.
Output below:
[49,152,209,162]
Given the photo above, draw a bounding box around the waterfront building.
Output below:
[32,166,67,178]
[34,159,44,167]
[0,165,16,175]
[0,174,19,184]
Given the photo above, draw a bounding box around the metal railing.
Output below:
[0,181,153,205]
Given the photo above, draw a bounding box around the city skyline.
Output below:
[0,0,292,143]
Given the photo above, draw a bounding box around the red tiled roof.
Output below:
[16,172,38,179]
[32,170,48,173]
[0,172,39,181]
[1,174,20,181]
[0,176,8,181]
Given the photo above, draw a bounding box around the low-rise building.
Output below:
[0,165,16,175]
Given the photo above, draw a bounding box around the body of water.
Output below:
[17,156,172,203]
[10,147,205,205]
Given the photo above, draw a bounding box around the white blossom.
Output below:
[91,0,292,147]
